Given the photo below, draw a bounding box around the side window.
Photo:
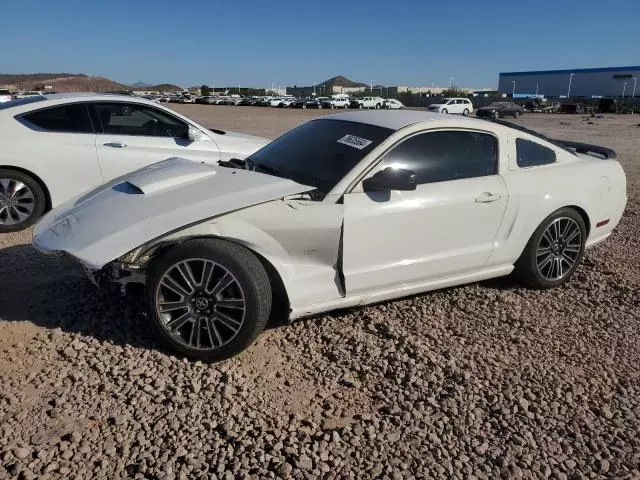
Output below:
[377,130,498,185]
[22,103,93,133]
[516,138,556,167]
[93,103,188,138]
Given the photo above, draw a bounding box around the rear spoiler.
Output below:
[555,140,617,159]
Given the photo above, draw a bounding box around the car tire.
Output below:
[146,238,272,362]
[493,111,500,119]
[0,169,46,233]
[514,111,521,118]
[375,104,381,109]
[344,104,349,109]
[513,208,586,289]
[358,104,363,109]
[463,108,469,116]
[441,108,448,114]
[302,104,307,109]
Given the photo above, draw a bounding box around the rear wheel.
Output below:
[147,239,272,361]
[493,110,500,119]
[514,110,521,118]
[514,208,586,289]
[463,108,470,116]
[0,169,46,233]
[302,104,307,109]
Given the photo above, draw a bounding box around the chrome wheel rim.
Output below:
[0,178,35,226]
[536,217,582,281]
[155,258,246,351]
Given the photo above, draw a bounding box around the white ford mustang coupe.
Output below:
[0,94,269,232]
[33,111,627,361]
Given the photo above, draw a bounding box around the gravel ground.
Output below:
[0,109,639,480]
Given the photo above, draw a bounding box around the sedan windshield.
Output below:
[246,119,394,195]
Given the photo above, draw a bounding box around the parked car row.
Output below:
[179,94,407,110]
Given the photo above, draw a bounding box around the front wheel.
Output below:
[0,169,46,233]
[514,208,586,289]
[147,239,272,361]
[441,108,448,114]
[493,110,500,119]
[462,108,470,116]
[514,111,521,118]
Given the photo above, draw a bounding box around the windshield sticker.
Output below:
[337,134,373,150]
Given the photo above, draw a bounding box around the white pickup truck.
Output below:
[357,96,384,109]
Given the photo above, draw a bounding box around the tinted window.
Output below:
[246,119,393,194]
[516,138,556,167]
[23,103,93,133]
[378,130,498,184]
[93,103,188,137]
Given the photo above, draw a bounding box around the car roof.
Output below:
[0,92,161,115]
[317,110,482,131]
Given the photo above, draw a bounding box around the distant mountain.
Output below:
[319,75,368,88]
[130,81,153,88]
[0,73,128,92]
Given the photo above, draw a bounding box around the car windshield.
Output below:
[0,96,47,110]
[246,119,394,195]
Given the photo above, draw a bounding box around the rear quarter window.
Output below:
[22,103,93,133]
[516,138,556,167]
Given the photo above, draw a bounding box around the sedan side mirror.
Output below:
[187,126,206,142]
[362,167,417,192]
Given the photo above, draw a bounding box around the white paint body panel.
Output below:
[32,158,313,269]
[32,112,627,322]
[0,94,269,208]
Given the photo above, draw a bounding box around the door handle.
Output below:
[475,192,501,203]
[103,142,127,148]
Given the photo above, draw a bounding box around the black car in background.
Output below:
[476,102,524,119]
[291,98,323,109]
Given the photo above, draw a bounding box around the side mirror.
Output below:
[362,167,417,192]
[187,126,206,142]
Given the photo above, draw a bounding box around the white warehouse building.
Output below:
[498,66,640,99]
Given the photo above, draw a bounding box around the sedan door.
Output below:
[91,102,221,182]
[343,129,508,294]
[17,102,102,206]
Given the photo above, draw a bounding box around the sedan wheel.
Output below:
[0,169,46,233]
[148,239,271,361]
[441,108,448,114]
[463,108,469,116]
[514,111,521,118]
[493,110,500,119]
[514,208,586,289]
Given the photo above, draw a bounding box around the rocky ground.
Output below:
[0,109,638,479]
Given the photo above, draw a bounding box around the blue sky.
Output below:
[2,0,638,89]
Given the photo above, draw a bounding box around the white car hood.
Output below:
[33,157,313,269]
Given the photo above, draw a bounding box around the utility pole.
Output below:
[567,73,575,98]
[622,82,627,98]
[633,77,637,99]
[512,81,516,97]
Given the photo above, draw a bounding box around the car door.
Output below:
[19,102,103,206]
[91,102,221,182]
[343,129,508,294]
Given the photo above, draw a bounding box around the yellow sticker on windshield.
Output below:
[337,134,373,150]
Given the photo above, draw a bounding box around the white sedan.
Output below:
[33,111,627,361]
[0,94,269,232]
[383,98,405,109]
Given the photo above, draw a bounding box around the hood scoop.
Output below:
[123,157,217,195]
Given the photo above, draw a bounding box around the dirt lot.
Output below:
[0,107,639,479]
